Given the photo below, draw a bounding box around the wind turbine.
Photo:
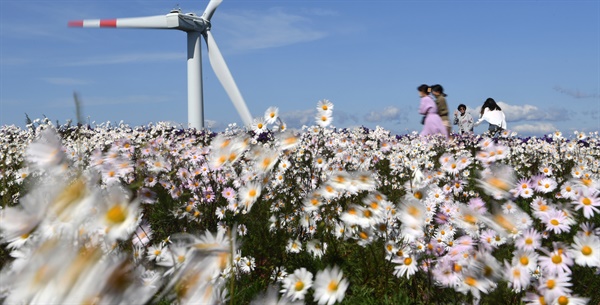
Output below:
[68,0,253,129]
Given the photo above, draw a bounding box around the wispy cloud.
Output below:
[46,94,173,108]
[553,85,600,99]
[218,8,328,51]
[63,52,184,66]
[42,77,91,85]
[364,106,402,123]
[0,57,31,66]
[511,123,558,136]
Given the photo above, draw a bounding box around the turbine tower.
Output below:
[69,0,253,129]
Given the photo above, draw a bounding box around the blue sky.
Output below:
[1,0,599,137]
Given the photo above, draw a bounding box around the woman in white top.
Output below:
[474,98,506,136]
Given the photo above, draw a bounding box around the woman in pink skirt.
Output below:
[418,84,448,139]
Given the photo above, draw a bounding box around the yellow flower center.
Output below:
[404,257,412,265]
[538,296,547,305]
[494,214,516,232]
[551,254,562,264]
[486,177,507,191]
[414,191,423,200]
[484,266,493,277]
[463,214,477,224]
[406,206,420,217]
[327,280,338,292]
[249,189,257,197]
[295,281,304,291]
[582,197,592,206]
[520,256,529,265]
[464,276,477,286]
[547,279,555,289]
[557,296,568,305]
[550,219,559,226]
[582,245,592,256]
[106,205,127,224]
[453,263,462,272]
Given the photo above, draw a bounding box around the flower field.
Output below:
[1,101,599,305]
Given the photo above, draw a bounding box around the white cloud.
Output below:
[64,52,184,66]
[511,123,558,136]
[364,106,401,122]
[475,101,568,122]
[218,8,328,50]
[42,77,91,85]
[333,110,359,126]
[278,109,315,128]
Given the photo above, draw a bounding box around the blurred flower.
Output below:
[281,267,313,301]
[538,248,574,275]
[264,107,279,125]
[317,99,334,113]
[25,128,68,173]
[252,117,267,134]
[538,273,572,302]
[569,234,600,268]
[393,255,418,279]
[315,111,333,128]
[540,209,573,235]
[286,239,302,253]
[477,165,516,200]
[572,187,600,219]
[504,261,531,292]
[313,265,348,305]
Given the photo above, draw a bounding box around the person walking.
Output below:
[431,84,451,135]
[418,84,448,139]
[474,98,506,136]
[453,104,474,134]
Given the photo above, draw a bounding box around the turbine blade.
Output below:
[204,30,253,126]
[68,14,180,29]
[202,0,223,21]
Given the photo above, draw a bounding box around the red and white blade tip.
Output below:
[68,19,117,27]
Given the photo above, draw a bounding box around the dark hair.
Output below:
[457,104,467,111]
[480,98,502,116]
[431,84,447,97]
[417,84,429,94]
